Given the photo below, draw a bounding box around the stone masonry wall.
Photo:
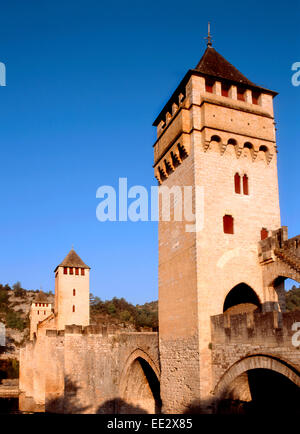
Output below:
[210,310,300,395]
[19,328,159,414]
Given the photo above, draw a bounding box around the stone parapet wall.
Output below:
[210,310,300,393]
[19,331,159,414]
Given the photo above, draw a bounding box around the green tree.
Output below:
[120,310,131,322]
[6,311,25,331]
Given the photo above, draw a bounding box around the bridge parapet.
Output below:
[210,310,300,394]
[211,310,300,347]
[258,227,288,263]
[258,226,300,290]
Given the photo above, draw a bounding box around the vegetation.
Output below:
[286,285,300,311]
[0,283,28,331]
[90,294,158,329]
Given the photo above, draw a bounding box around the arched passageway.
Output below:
[217,368,300,414]
[215,356,300,414]
[119,355,161,414]
[223,283,261,314]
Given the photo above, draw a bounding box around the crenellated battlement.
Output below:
[44,324,158,338]
[211,310,300,346]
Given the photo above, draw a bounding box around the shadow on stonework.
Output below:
[46,376,91,414]
[96,398,148,414]
[214,369,300,414]
[183,398,216,414]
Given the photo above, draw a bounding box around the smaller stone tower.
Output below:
[54,249,90,330]
[29,297,52,340]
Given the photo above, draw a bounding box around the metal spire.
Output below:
[205,22,213,48]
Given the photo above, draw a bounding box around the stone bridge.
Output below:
[20,309,300,414]
[20,327,160,414]
[19,227,300,414]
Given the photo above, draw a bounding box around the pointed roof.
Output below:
[153,45,277,126]
[54,249,90,272]
[195,46,256,87]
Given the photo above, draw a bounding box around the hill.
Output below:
[285,285,300,311]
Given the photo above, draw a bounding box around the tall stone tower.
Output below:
[54,249,90,330]
[153,42,281,412]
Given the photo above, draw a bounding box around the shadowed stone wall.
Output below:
[19,329,159,414]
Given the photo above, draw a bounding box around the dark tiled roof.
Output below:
[153,46,277,126]
[55,249,90,271]
[195,46,257,86]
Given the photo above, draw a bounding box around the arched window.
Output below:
[244,142,253,149]
[69,267,73,275]
[223,215,234,234]
[261,228,269,240]
[72,305,75,313]
[243,174,249,195]
[81,268,85,276]
[234,173,241,194]
[75,268,79,275]
[64,267,67,274]
[73,289,76,296]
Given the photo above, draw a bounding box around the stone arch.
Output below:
[223,283,261,314]
[210,134,221,143]
[227,138,237,146]
[259,145,268,152]
[226,138,240,157]
[118,348,161,414]
[214,355,300,413]
[242,141,255,160]
[266,272,300,312]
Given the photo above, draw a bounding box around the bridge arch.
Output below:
[223,283,261,314]
[118,349,161,414]
[214,355,300,413]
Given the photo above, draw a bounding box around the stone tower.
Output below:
[153,44,281,412]
[29,299,52,340]
[54,248,90,330]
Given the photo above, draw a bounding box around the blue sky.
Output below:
[0,0,299,303]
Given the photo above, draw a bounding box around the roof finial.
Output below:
[205,22,213,48]
[71,243,74,250]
